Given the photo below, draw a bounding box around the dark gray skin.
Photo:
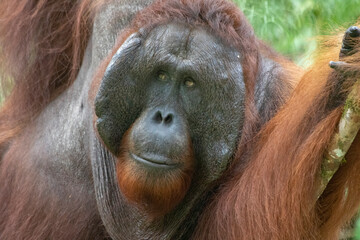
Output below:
[340,26,360,57]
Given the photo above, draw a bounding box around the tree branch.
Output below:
[319,62,360,197]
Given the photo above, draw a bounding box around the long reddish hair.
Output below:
[0,0,103,145]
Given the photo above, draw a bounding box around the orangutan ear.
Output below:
[254,56,292,125]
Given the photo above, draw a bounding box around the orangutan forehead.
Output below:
[141,23,241,62]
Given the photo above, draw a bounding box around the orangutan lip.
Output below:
[130,152,178,168]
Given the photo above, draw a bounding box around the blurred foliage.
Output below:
[234,0,360,65]
[355,217,360,239]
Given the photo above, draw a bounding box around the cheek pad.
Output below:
[95,33,143,155]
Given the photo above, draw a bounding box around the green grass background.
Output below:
[234,0,360,65]
[356,218,360,240]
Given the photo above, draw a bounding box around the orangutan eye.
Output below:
[184,78,195,87]
[157,71,168,81]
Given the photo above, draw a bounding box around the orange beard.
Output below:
[116,130,195,218]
